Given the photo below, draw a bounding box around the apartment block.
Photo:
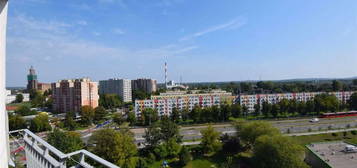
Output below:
[238,91,356,112]
[131,78,157,94]
[135,90,234,117]
[52,78,99,113]
[99,78,132,102]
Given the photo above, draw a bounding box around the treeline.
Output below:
[187,79,357,95]
[137,93,357,126]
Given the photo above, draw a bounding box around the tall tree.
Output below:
[9,115,26,131]
[47,129,84,153]
[200,125,221,154]
[253,135,308,168]
[80,105,95,125]
[239,121,280,149]
[231,104,242,118]
[127,112,137,126]
[160,117,181,142]
[332,80,342,91]
[30,113,51,132]
[350,93,357,110]
[15,94,24,103]
[94,106,107,122]
[171,107,181,123]
[89,129,138,168]
[142,108,159,126]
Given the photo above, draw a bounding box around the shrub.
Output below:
[343,132,348,137]
[332,133,338,137]
[351,130,357,135]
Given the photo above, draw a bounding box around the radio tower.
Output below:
[164,61,168,89]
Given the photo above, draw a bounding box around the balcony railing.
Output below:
[10,129,119,168]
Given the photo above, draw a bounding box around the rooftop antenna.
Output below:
[180,75,182,85]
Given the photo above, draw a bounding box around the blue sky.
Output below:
[6,0,357,86]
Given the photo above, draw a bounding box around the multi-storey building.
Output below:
[238,91,356,112]
[37,83,51,92]
[135,90,234,117]
[99,78,132,102]
[26,66,38,91]
[52,78,99,113]
[131,78,157,93]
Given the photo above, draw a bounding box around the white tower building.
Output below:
[0,0,9,167]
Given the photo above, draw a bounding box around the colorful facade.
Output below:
[135,91,234,117]
[52,78,99,113]
[238,91,356,112]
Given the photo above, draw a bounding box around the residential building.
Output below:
[131,78,157,93]
[5,90,30,104]
[99,78,132,102]
[37,83,51,92]
[238,91,356,112]
[135,90,234,117]
[52,78,99,113]
[26,66,38,91]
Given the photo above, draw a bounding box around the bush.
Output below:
[343,132,348,137]
[179,146,192,166]
[351,130,357,135]
[332,133,338,137]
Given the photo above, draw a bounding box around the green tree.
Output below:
[179,146,192,166]
[332,80,342,91]
[132,90,150,100]
[113,113,125,126]
[47,129,84,153]
[15,105,37,116]
[171,107,181,123]
[200,125,222,154]
[30,113,51,132]
[94,106,107,122]
[271,104,280,118]
[253,135,308,168]
[181,108,190,121]
[190,105,201,123]
[63,111,77,131]
[278,99,289,114]
[99,94,122,109]
[9,115,26,131]
[254,104,261,116]
[350,93,357,110]
[231,103,242,118]
[31,91,46,107]
[160,117,181,142]
[15,94,24,103]
[80,105,95,125]
[141,108,159,126]
[261,102,272,117]
[89,129,138,168]
[239,121,280,149]
[144,123,162,149]
[127,112,137,126]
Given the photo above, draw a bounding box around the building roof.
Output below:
[307,141,357,168]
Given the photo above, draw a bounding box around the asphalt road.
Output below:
[80,116,357,145]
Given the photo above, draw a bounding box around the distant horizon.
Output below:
[6,0,357,86]
[7,75,357,88]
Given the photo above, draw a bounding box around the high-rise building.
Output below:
[27,66,38,91]
[131,78,157,94]
[99,78,132,102]
[52,78,99,113]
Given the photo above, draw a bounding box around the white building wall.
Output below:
[0,0,9,167]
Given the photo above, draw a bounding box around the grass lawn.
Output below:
[183,159,216,168]
[292,131,357,145]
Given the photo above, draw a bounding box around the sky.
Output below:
[5,0,357,87]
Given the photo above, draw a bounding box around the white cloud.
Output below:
[77,20,88,26]
[179,17,246,41]
[112,28,125,35]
